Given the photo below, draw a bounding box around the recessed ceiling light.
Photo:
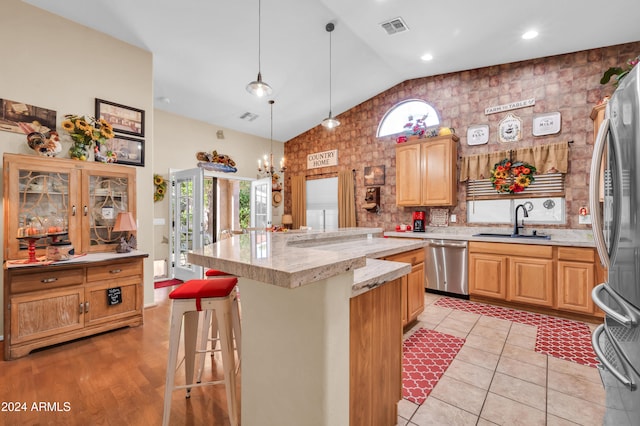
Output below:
[421,53,433,61]
[522,30,538,40]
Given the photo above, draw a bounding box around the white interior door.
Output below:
[170,168,204,281]
[251,177,272,229]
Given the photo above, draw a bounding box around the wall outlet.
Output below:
[578,214,592,225]
[153,218,166,225]
[450,214,457,223]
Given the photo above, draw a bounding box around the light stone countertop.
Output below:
[188,227,424,295]
[384,226,596,247]
[4,250,149,269]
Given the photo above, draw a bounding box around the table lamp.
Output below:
[113,212,137,253]
[282,214,293,230]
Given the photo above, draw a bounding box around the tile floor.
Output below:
[398,293,606,426]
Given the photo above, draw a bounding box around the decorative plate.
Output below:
[533,112,561,136]
[498,113,522,143]
[466,124,489,145]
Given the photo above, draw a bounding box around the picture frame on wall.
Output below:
[95,98,145,137]
[364,165,385,186]
[103,135,145,167]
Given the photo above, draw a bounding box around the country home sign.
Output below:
[307,149,338,169]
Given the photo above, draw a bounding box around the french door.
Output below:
[170,168,204,281]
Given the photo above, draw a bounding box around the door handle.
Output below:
[592,324,636,391]
[589,117,610,269]
[592,283,640,327]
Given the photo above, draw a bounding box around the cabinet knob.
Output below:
[41,277,57,283]
[84,302,89,313]
[79,303,84,314]
[83,205,88,216]
[72,205,76,216]
[110,269,122,274]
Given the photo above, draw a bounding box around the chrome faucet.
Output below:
[513,204,529,236]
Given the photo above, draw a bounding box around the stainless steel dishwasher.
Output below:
[425,239,469,297]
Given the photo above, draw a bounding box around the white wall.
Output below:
[152,109,284,272]
[0,0,154,333]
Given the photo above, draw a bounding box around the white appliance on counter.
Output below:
[590,63,640,425]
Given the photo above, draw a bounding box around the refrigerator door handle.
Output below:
[589,117,610,269]
[592,283,640,327]
[592,324,637,391]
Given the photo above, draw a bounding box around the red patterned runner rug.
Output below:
[435,298,598,367]
[402,328,465,405]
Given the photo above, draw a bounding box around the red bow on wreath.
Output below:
[490,158,537,194]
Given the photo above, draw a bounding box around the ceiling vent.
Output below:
[380,17,409,35]
[239,112,258,122]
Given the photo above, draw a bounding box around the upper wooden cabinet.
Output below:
[396,135,458,206]
[3,154,137,260]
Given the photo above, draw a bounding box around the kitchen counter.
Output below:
[384,226,596,247]
[189,227,423,294]
[187,227,421,426]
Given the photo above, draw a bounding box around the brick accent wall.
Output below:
[284,42,640,230]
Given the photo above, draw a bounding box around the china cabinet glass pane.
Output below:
[17,170,70,252]
[89,175,129,247]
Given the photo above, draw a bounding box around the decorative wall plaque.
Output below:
[498,113,522,143]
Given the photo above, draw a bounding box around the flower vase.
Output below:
[69,143,90,161]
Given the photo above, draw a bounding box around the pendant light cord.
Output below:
[328,24,333,116]
[257,0,262,73]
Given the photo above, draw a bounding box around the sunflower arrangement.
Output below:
[490,158,536,194]
[61,114,114,160]
[154,174,167,202]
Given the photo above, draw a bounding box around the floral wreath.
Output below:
[490,158,537,194]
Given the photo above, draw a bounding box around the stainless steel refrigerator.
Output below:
[590,63,640,425]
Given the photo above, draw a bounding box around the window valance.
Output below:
[459,141,569,182]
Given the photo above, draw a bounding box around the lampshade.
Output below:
[113,212,137,232]
[246,72,272,97]
[282,214,293,225]
[321,22,340,129]
[246,0,272,97]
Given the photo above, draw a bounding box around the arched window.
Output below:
[376,99,440,138]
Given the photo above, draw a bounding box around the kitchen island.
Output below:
[188,228,425,426]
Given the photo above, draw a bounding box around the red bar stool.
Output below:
[163,277,240,426]
[197,269,241,383]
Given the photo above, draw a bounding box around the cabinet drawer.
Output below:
[86,260,142,282]
[385,249,425,266]
[469,242,552,259]
[10,268,84,294]
[557,247,595,263]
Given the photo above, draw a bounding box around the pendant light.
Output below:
[246,0,272,97]
[258,100,286,177]
[321,22,340,129]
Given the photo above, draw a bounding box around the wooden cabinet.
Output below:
[396,135,458,206]
[508,255,554,308]
[556,247,596,314]
[4,255,146,360]
[469,252,508,299]
[3,153,136,259]
[385,249,425,328]
[350,278,402,426]
[469,241,602,320]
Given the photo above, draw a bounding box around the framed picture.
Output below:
[95,98,145,137]
[364,165,385,186]
[0,98,56,135]
[101,135,145,167]
[498,113,522,143]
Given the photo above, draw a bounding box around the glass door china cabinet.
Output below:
[3,153,136,260]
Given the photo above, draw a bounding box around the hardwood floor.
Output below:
[0,286,238,425]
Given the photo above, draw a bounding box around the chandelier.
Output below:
[258,100,286,180]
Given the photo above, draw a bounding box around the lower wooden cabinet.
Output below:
[350,278,402,426]
[4,254,147,360]
[469,242,603,319]
[385,249,425,328]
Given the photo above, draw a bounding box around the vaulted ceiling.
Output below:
[25,0,640,142]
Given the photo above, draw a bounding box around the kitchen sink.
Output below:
[472,232,551,240]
